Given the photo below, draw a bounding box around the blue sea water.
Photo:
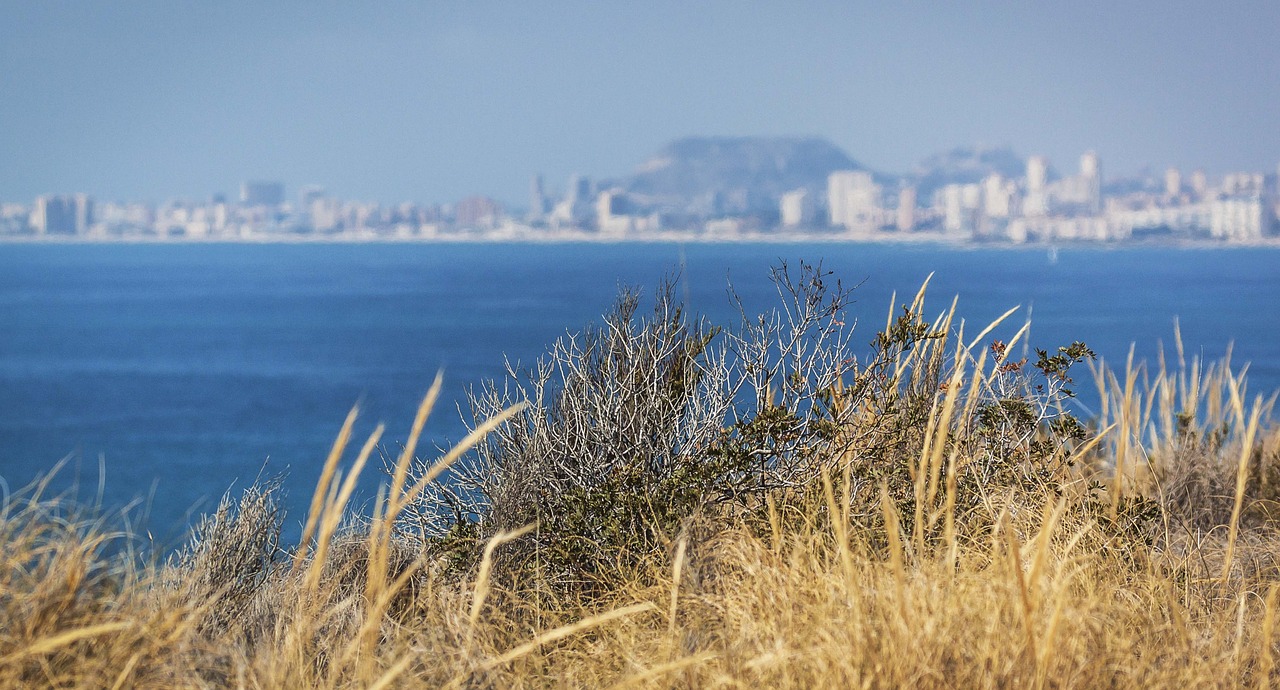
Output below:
[0,242,1277,544]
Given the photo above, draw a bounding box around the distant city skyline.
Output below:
[5,135,1275,245]
[2,2,1278,205]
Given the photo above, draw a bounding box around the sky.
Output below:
[2,1,1278,206]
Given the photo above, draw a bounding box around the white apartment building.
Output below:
[827,171,881,229]
[1023,156,1049,217]
[939,183,981,236]
[779,188,814,227]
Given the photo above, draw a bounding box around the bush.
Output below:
[404,262,1146,591]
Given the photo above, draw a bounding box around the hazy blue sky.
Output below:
[2,1,1278,205]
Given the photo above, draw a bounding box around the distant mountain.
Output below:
[909,145,1030,199]
[605,139,1050,216]
[622,136,862,216]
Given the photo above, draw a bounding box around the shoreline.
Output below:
[2,231,1279,249]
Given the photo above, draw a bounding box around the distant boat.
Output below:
[1048,246,1059,265]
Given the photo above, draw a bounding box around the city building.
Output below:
[939,183,980,237]
[73,194,94,234]
[982,174,1015,219]
[0,203,29,234]
[596,189,628,235]
[31,195,78,235]
[240,181,285,207]
[1023,156,1049,217]
[779,189,814,227]
[1190,170,1208,199]
[895,187,916,232]
[827,171,880,230]
[454,196,503,229]
[549,174,594,225]
[596,188,659,235]
[309,197,343,232]
[1164,168,1182,200]
[529,174,548,221]
[1081,151,1102,214]
[1043,151,1103,214]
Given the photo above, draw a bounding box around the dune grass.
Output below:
[2,267,1279,688]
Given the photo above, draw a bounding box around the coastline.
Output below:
[3,230,1279,249]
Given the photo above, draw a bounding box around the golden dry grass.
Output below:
[2,311,1279,688]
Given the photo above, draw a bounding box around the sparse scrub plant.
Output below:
[405,263,881,592]
[163,480,283,638]
[406,263,1159,592]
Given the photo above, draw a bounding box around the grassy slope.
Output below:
[2,285,1279,689]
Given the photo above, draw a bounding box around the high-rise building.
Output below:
[455,196,503,229]
[1191,170,1208,199]
[596,188,630,235]
[566,174,591,206]
[1080,151,1099,177]
[1023,156,1048,217]
[1080,151,1101,214]
[940,184,980,236]
[896,187,916,232]
[550,174,593,224]
[780,189,813,227]
[529,174,548,220]
[827,171,880,229]
[73,193,93,234]
[982,174,1013,219]
[31,195,77,234]
[1027,156,1047,190]
[240,181,284,207]
[1164,168,1182,199]
[310,198,342,232]
[212,200,229,233]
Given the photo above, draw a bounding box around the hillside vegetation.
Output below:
[2,263,1279,689]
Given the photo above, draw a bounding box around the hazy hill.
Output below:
[622,136,862,216]
[610,139,1044,216]
[909,145,1030,198]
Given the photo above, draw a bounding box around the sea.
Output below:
[1,242,1277,545]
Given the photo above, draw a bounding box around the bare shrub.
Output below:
[403,262,1127,591]
[164,481,283,635]
[402,263,869,588]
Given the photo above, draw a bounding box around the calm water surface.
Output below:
[1,243,1276,542]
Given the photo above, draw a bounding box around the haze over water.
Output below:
[0,243,1276,543]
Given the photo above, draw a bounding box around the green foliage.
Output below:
[1033,341,1096,396]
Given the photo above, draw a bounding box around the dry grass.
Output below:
[2,285,1280,688]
